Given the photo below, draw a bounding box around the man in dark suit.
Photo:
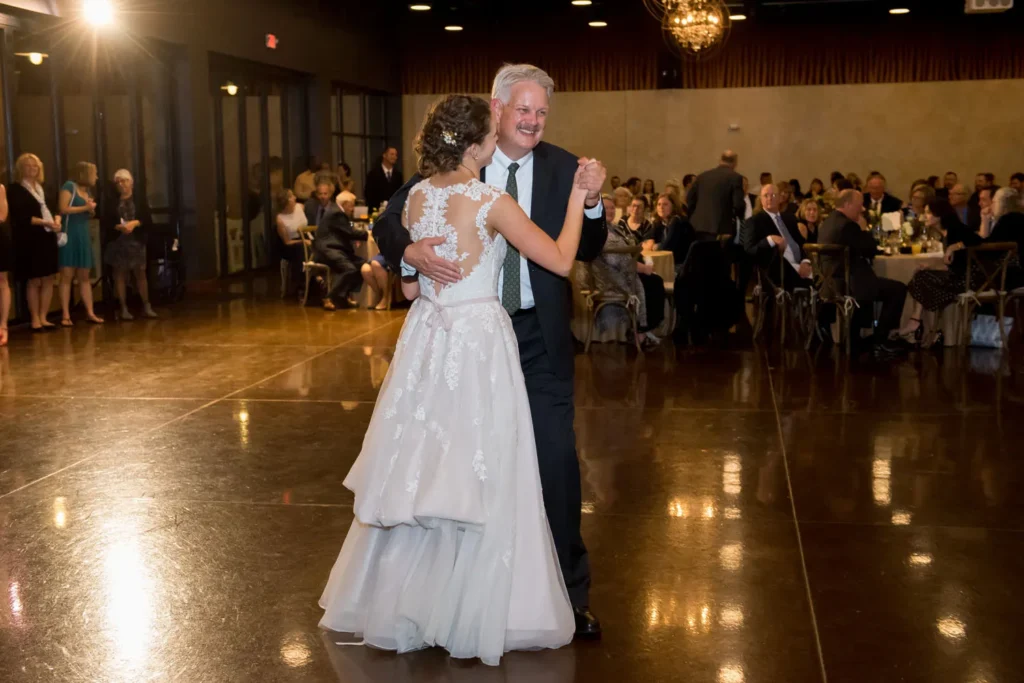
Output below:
[364,147,404,211]
[863,174,902,219]
[819,189,907,357]
[686,150,746,238]
[304,180,334,230]
[313,193,368,310]
[741,175,756,221]
[741,183,812,291]
[373,64,607,638]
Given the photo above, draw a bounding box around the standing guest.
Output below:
[304,181,334,229]
[58,161,103,326]
[611,186,632,224]
[777,181,798,216]
[274,189,309,296]
[741,184,812,291]
[819,189,907,357]
[641,179,656,206]
[620,195,654,246]
[809,178,826,200]
[364,147,403,211]
[789,179,804,201]
[686,150,745,238]
[1009,173,1023,192]
[682,173,696,194]
[313,188,368,310]
[103,169,157,320]
[949,184,970,225]
[863,174,902,218]
[609,175,621,190]
[9,153,60,332]
[742,176,756,219]
[293,157,319,201]
[336,162,355,194]
[797,199,822,243]
[0,184,9,346]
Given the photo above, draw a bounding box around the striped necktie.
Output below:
[500,162,521,314]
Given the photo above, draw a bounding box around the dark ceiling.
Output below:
[384,0,1021,31]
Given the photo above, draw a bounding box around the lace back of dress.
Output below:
[404,179,503,300]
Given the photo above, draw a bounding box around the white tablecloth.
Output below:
[874,252,961,346]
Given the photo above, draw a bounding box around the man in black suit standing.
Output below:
[364,147,404,211]
[373,64,608,638]
[686,150,746,238]
[819,189,907,358]
[741,183,812,291]
[313,192,367,310]
[863,174,902,220]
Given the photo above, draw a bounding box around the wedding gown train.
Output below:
[319,178,575,666]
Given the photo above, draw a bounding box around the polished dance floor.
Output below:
[2,282,1023,683]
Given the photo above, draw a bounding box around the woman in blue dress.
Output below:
[58,161,103,325]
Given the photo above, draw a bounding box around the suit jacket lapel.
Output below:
[480,166,486,184]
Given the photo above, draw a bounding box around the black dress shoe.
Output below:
[573,607,602,639]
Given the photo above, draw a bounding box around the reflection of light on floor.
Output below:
[872,456,892,506]
[703,502,716,519]
[341,401,361,411]
[645,592,680,629]
[909,553,933,567]
[937,616,966,641]
[891,509,912,525]
[54,497,67,529]
[668,499,687,518]
[235,404,250,447]
[104,539,154,668]
[718,664,745,683]
[724,506,742,520]
[719,542,743,571]
[722,454,742,495]
[8,581,23,627]
[580,501,595,515]
[280,631,312,668]
[719,605,744,630]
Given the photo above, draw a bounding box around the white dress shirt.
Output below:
[383,164,393,182]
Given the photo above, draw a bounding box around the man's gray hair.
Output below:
[837,188,862,207]
[491,64,555,103]
[992,186,1021,218]
[113,168,133,183]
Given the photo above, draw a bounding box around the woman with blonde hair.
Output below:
[8,153,61,332]
[611,186,632,223]
[797,198,822,243]
[58,161,102,325]
[103,169,157,319]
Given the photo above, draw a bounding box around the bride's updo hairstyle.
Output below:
[415,94,492,177]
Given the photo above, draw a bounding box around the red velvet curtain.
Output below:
[401,23,1024,94]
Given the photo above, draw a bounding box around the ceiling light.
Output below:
[730,14,747,20]
[444,25,463,31]
[409,3,431,9]
[588,20,608,27]
[83,0,114,26]
[221,82,239,96]
[889,7,910,14]
[572,0,593,5]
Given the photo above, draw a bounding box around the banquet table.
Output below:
[873,251,961,346]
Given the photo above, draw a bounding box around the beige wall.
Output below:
[403,79,1024,203]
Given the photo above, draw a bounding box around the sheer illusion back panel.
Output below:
[404,180,504,299]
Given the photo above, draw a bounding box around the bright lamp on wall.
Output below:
[15,52,48,65]
[221,82,239,96]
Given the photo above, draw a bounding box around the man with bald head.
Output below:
[819,189,908,357]
[686,150,746,238]
[741,183,812,290]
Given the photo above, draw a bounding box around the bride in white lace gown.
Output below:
[319,95,591,666]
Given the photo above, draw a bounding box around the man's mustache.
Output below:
[516,125,541,134]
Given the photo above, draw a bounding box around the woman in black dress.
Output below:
[0,184,10,346]
[616,195,665,343]
[651,192,695,272]
[797,199,822,244]
[103,169,157,320]
[9,153,61,332]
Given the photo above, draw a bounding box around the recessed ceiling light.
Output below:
[409,3,431,9]
[444,25,463,31]
[571,0,593,5]
[889,7,910,14]
[729,14,747,20]
[588,20,608,27]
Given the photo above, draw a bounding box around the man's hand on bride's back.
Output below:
[404,237,463,285]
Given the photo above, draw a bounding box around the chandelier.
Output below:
[643,0,732,58]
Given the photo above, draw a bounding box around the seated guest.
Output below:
[742,176,756,220]
[789,179,804,201]
[304,181,334,229]
[620,195,654,245]
[612,186,633,224]
[682,173,696,194]
[863,174,902,219]
[759,172,773,189]
[797,199,822,243]
[819,189,908,357]
[741,184,812,292]
[903,184,933,221]
[948,184,970,225]
[274,189,308,296]
[1009,172,1023,193]
[336,162,355,194]
[927,175,940,191]
[808,178,826,202]
[977,186,995,236]
[641,179,656,206]
[652,193,695,268]
[293,157,319,201]
[846,172,863,192]
[777,181,798,216]
[313,190,368,310]
[942,171,958,194]
[898,197,992,342]
[609,175,621,190]
[829,171,845,191]
[663,181,683,214]
[987,187,1024,258]
[624,177,642,197]
[592,196,663,348]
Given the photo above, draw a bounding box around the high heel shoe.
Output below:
[900,318,923,345]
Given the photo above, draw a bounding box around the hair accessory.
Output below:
[441,129,457,146]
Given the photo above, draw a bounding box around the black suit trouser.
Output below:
[511,308,590,608]
[853,274,907,339]
[317,252,363,302]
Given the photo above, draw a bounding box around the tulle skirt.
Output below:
[319,296,574,666]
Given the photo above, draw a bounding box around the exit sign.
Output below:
[265,33,278,49]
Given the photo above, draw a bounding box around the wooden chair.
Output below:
[751,257,812,347]
[578,244,644,353]
[957,242,1018,348]
[803,244,855,353]
[297,226,330,306]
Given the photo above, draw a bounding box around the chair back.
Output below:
[298,226,317,263]
[583,244,643,301]
[804,244,850,302]
[966,242,1018,293]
